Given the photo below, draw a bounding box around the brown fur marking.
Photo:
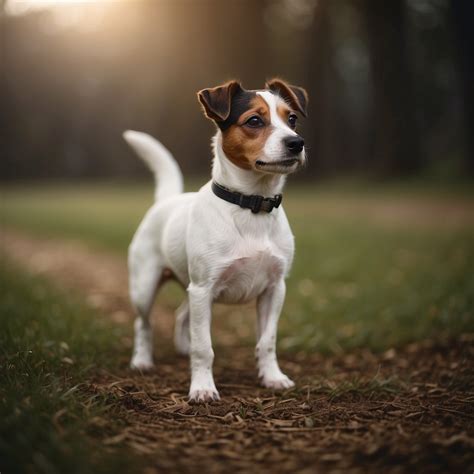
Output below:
[277,103,292,125]
[221,96,273,170]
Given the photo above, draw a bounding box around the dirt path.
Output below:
[2,230,474,473]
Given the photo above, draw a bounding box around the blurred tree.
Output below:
[0,0,470,181]
[451,0,474,176]
[362,0,421,176]
[307,0,338,175]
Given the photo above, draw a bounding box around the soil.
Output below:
[2,230,473,473]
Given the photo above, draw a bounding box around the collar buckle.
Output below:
[274,194,282,208]
[249,194,263,213]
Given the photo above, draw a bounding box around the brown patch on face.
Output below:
[221,96,272,170]
[277,103,292,124]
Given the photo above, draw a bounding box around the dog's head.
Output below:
[198,79,308,175]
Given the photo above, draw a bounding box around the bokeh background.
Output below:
[1,3,474,472]
[2,0,473,181]
[2,0,473,353]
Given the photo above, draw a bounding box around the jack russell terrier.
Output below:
[123,78,308,403]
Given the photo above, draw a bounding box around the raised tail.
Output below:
[123,130,184,202]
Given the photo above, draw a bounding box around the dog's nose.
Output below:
[284,136,305,155]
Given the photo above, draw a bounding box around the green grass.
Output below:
[281,219,474,352]
[2,180,474,353]
[1,180,473,472]
[0,261,142,474]
[1,182,155,253]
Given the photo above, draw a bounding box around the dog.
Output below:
[123,78,308,403]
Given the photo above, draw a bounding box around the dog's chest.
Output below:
[213,241,286,304]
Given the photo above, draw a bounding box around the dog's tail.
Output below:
[123,130,184,202]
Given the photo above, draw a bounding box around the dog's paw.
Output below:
[188,388,220,404]
[261,374,295,390]
[130,355,154,371]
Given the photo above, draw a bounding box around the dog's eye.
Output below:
[288,114,297,129]
[245,116,265,128]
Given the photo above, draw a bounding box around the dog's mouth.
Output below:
[256,158,299,167]
[255,158,301,173]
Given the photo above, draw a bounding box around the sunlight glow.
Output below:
[5,0,119,16]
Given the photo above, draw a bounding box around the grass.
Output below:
[0,260,142,474]
[282,219,474,352]
[1,180,473,473]
[1,180,474,354]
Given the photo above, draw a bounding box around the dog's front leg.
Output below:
[256,279,295,390]
[187,283,219,402]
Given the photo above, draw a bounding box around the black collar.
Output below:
[212,181,283,214]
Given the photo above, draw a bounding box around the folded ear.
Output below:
[265,78,308,117]
[197,80,243,122]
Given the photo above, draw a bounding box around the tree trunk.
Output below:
[363,0,421,176]
[451,0,474,176]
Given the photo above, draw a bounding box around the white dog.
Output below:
[123,78,308,403]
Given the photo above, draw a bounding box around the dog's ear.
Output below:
[265,78,308,117]
[197,81,243,122]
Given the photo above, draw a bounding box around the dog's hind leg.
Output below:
[174,299,190,355]
[128,235,164,370]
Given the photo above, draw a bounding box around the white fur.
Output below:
[258,91,296,159]
[256,91,306,172]
[123,130,183,202]
[123,93,304,402]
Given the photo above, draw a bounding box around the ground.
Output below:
[1,182,473,473]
